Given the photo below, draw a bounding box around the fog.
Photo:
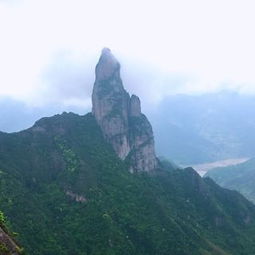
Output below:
[2,0,255,163]
[1,0,255,108]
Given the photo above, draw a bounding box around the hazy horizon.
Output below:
[1,0,255,111]
[2,0,255,165]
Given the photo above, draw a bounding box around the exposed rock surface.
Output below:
[92,48,158,172]
[129,95,141,117]
[0,226,21,254]
[66,190,87,203]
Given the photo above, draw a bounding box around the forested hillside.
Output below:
[0,113,255,254]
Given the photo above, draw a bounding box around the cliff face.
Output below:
[92,48,158,172]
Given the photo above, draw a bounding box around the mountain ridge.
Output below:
[0,111,255,254]
[0,50,255,254]
[205,157,255,204]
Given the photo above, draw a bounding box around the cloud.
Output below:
[34,50,193,111]
[39,50,95,108]
[0,0,21,4]
[1,0,255,110]
[27,49,252,114]
[0,96,89,132]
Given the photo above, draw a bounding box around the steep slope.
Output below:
[0,113,255,254]
[92,48,158,172]
[205,158,255,203]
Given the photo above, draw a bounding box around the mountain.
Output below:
[205,158,255,203]
[1,113,255,254]
[150,92,255,164]
[92,48,158,172]
[0,49,255,254]
[2,81,255,167]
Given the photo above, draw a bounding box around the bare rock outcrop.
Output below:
[0,226,21,254]
[130,95,141,117]
[92,48,158,172]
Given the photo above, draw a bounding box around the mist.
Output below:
[2,0,255,107]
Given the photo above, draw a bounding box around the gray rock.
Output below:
[92,48,158,172]
[130,94,141,117]
[129,114,158,172]
[92,48,130,160]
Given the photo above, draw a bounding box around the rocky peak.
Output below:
[95,48,120,82]
[92,49,158,172]
[92,49,130,160]
[130,95,141,117]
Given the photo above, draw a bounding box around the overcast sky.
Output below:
[1,0,255,110]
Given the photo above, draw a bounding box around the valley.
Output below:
[190,157,249,176]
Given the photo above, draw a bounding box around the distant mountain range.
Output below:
[206,158,255,204]
[150,92,255,164]
[2,91,255,165]
[1,49,255,254]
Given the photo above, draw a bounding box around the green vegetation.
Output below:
[0,113,255,254]
[0,243,8,253]
[205,158,255,203]
[55,136,79,172]
[0,211,5,224]
[0,210,23,254]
